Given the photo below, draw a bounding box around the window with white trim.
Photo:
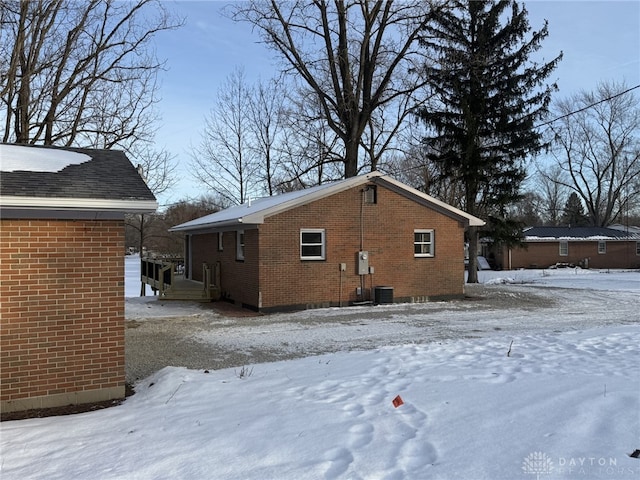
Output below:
[414,229,434,257]
[559,241,568,256]
[598,241,606,254]
[300,229,325,260]
[236,230,245,260]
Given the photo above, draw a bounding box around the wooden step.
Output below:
[160,284,221,302]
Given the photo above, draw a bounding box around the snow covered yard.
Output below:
[1,260,638,480]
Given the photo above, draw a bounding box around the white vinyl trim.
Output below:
[0,195,157,213]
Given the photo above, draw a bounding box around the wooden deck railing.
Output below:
[140,256,184,296]
[140,256,220,301]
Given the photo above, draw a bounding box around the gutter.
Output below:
[0,196,158,214]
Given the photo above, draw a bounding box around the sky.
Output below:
[150,1,640,207]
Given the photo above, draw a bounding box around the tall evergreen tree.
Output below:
[416,0,561,282]
[561,192,589,227]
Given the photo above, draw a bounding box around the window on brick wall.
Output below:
[414,229,434,257]
[636,242,640,256]
[218,232,223,251]
[236,230,244,260]
[559,241,568,256]
[300,229,325,260]
[598,241,606,254]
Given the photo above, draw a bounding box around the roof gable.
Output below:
[0,144,157,213]
[171,172,485,233]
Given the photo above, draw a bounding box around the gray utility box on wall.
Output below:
[357,251,369,275]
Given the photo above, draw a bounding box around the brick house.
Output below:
[492,226,640,270]
[0,144,156,413]
[170,172,484,312]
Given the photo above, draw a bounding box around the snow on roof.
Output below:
[526,235,633,241]
[170,172,485,232]
[0,144,91,172]
[608,224,640,234]
[0,144,157,214]
[171,174,378,232]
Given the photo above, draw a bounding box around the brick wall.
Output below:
[186,183,467,311]
[1,219,126,413]
[257,183,466,310]
[501,241,640,269]
[190,230,260,307]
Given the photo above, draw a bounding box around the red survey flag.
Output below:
[392,395,404,408]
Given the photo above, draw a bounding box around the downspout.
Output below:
[360,188,365,300]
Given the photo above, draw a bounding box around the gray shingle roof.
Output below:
[0,143,156,202]
[524,226,640,240]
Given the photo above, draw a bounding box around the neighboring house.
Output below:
[0,144,157,413]
[170,172,485,312]
[492,226,640,270]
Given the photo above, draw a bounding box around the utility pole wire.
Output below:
[379,82,640,180]
[536,84,640,129]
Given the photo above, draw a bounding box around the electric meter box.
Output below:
[357,251,369,275]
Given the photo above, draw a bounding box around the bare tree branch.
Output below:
[229,0,441,177]
[549,81,640,226]
[0,0,182,148]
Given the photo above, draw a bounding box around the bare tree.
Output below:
[247,77,287,196]
[145,196,221,256]
[276,84,344,188]
[361,90,423,172]
[550,81,640,226]
[389,140,466,207]
[191,67,263,205]
[534,163,569,225]
[0,0,181,147]
[230,0,439,178]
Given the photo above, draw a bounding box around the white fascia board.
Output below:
[0,196,158,213]
[377,176,486,227]
[169,218,246,233]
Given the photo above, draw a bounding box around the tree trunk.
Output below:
[344,139,359,178]
[466,225,479,283]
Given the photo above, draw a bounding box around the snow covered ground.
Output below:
[1,258,638,480]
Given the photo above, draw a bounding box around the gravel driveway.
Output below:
[125,283,637,384]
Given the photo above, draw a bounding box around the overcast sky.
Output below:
[151,1,640,206]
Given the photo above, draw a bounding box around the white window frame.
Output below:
[598,240,606,254]
[236,230,245,260]
[559,241,568,256]
[414,229,435,257]
[300,229,326,260]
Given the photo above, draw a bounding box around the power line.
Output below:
[536,84,640,129]
[386,83,640,177]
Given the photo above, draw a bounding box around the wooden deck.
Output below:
[160,276,220,302]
